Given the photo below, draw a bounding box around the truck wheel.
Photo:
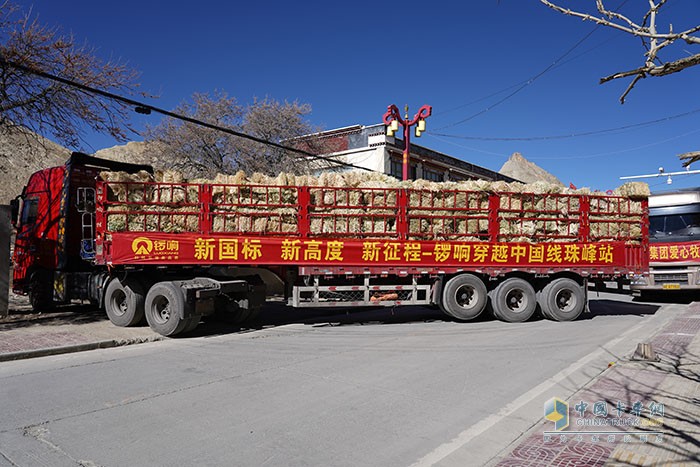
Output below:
[489,277,536,323]
[246,305,262,322]
[144,282,190,337]
[29,269,53,311]
[440,274,488,321]
[181,315,202,334]
[104,278,145,327]
[538,278,585,322]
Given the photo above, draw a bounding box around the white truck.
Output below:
[631,188,700,296]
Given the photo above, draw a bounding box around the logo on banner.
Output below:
[132,237,153,256]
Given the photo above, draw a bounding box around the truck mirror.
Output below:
[10,198,19,227]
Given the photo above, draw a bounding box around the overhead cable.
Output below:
[0,57,375,173]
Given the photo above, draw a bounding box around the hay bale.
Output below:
[615,182,650,199]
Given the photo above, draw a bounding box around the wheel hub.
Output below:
[505,290,526,312]
[555,290,575,312]
[456,285,475,308]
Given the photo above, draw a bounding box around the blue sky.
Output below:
[21,0,700,192]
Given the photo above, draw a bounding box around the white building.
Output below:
[295,124,517,182]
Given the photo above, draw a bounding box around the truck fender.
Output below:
[89,271,111,308]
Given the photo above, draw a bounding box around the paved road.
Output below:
[0,292,686,467]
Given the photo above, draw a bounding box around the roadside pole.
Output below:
[0,205,9,317]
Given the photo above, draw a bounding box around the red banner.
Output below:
[105,233,627,269]
[649,241,700,263]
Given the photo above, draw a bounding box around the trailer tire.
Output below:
[440,274,488,321]
[29,269,53,311]
[144,282,190,337]
[104,278,145,327]
[181,315,202,334]
[489,277,537,323]
[538,278,585,322]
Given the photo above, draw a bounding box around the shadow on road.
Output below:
[585,299,660,319]
[632,291,700,305]
[0,304,109,329]
[186,303,450,338]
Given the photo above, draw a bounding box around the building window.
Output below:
[390,159,403,179]
[423,167,444,182]
[389,159,418,180]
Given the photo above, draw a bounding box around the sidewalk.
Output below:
[489,302,700,466]
[0,293,161,362]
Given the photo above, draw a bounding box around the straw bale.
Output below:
[529,181,564,195]
[466,218,489,234]
[155,169,185,184]
[463,179,493,192]
[250,173,267,184]
[489,180,512,193]
[100,170,155,203]
[614,182,650,199]
[358,181,398,207]
[106,212,127,231]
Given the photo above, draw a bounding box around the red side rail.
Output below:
[94,180,648,276]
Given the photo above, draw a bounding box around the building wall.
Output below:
[295,123,518,183]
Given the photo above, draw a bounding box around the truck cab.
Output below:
[631,189,700,295]
[11,152,152,309]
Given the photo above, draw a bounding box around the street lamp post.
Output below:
[383,104,432,181]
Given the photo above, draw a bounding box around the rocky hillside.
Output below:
[499,152,563,186]
[0,135,160,205]
[94,141,160,167]
[0,127,70,204]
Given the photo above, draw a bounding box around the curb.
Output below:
[486,301,700,466]
[0,336,163,363]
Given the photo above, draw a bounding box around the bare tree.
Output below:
[540,0,700,103]
[143,91,330,177]
[0,1,141,148]
[678,151,700,168]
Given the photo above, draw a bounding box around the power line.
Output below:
[434,0,629,130]
[434,27,599,131]
[431,106,700,141]
[427,127,700,161]
[0,57,375,173]
[434,33,621,118]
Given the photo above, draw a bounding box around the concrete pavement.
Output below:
[0,294,161,362]
[487,302,700,466]
[1,294,698,466]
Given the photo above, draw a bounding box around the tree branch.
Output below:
[540,0,700,102]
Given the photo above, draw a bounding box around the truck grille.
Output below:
[653,273,689,285]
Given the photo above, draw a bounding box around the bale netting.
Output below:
[99,170,649,242]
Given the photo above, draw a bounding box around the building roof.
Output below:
[296,124,518,182]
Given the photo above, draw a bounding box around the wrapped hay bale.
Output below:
[489,180,513,193]
[362,212,397,235]
[457,179,492,192]
[106,212,127,231]
[100,170,155,203]
[155,169,185,184]
[358,181,398,207]
[160,212,199,233]
[614,182,650,199]
[466,218,489,236]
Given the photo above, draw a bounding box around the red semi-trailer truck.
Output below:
[10,153,649,336]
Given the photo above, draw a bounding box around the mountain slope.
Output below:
[499,152,564,186]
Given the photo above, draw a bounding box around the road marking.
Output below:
[410,305,678,467]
